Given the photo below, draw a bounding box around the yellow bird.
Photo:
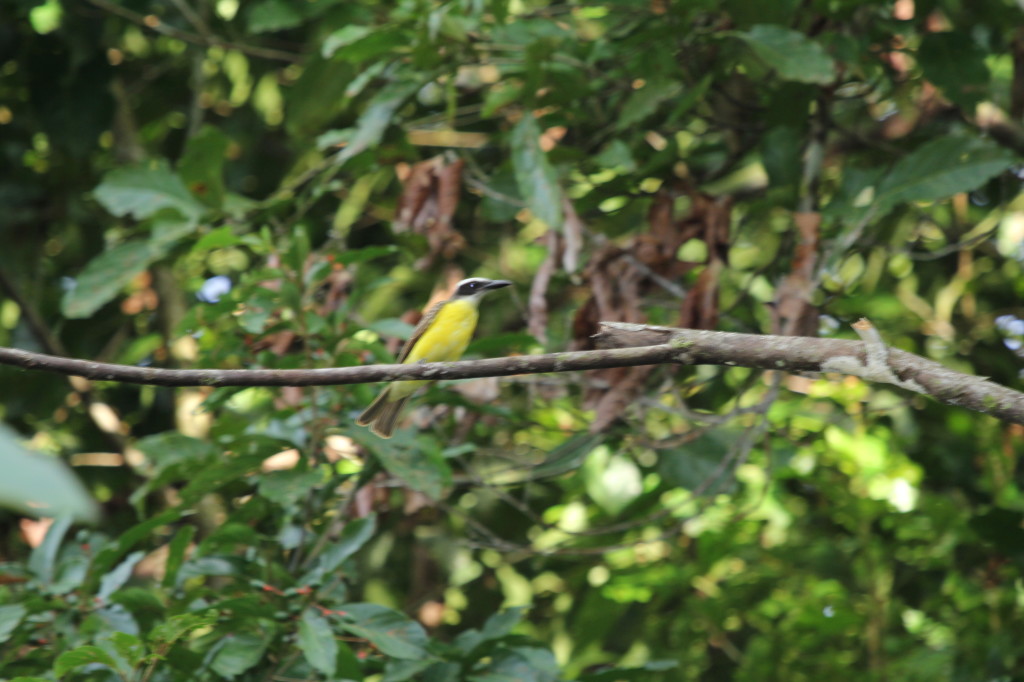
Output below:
[357,277,512,438]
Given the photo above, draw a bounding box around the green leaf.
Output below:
[258,468,323,508]
[367,317,416,342]
[340,603,428,660]
[148,611,218,649]
[209,632,270,677]
[136,432,219,473]
[301,514,377,585]
[336,244,400,265]
[529,433,604,480]
[348,430,452,500]
[877,136,1013,209]
[658,431,739,492]
[93,160,205,223]
[109,631,147,668]
[162,525,197,588]
[62,217,197,319]
[89,509,184,579]
[195,225,245,251]
[321,25,372,59]
[471,645,560,681]
[54,646,118,677]
[298,607,338,676]
[62,240,153,318]
[511,113,563,227]
[0,603,27,644]
[248,0,304,33]
[455,607,526,654]
[98,550,145,600]
[735,25,836,84]
[383,658,436,682]
[336,79,422,166]
[578,659,679,681]
[616,79,684,130]
[918,32,989,109]
[178,125,231,208]
[0,424,97,522]
[179,454,266,504]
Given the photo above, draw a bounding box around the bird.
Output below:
[356,277,512,438]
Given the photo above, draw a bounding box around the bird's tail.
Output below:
[356,387,410,438]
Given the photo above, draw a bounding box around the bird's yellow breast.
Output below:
[403,299,479,365]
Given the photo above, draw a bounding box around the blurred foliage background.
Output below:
[2,0,1024,679]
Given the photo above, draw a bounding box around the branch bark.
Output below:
[595,322,1024,425]
[0,321,1020,425]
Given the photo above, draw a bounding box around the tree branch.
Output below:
[595,321,1024,425]
[0,321,1020,424]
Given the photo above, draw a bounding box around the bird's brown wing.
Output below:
[396,298,448,363]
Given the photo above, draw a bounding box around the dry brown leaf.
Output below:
[589,366,655,433]
[568,186,735,429]
[680,259,722,330]
[774,211,821,337]
[393,156,467,265]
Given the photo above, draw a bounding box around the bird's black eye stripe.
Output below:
[457,280,483,295]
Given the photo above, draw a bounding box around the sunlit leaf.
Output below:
[735,24,836,84]
[0,426,97,523]
[511,113,563,227]
[93,161,205,223]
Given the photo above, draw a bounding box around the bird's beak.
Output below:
[484,280,513,291]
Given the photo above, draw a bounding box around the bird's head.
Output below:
[452,278,512,302]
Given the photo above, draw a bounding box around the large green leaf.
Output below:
[54,646,119,677]
[511,112,563,228]
[0,604,27,644]
[297,607,338,676]
[0,425,97,522]
[61,217,197,319]
[247,0,304,33]
[340,603,428,660]
[735,25,836,84]
[878,136,1013,208]
[349,430,452,500]
[93,160,205,223]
